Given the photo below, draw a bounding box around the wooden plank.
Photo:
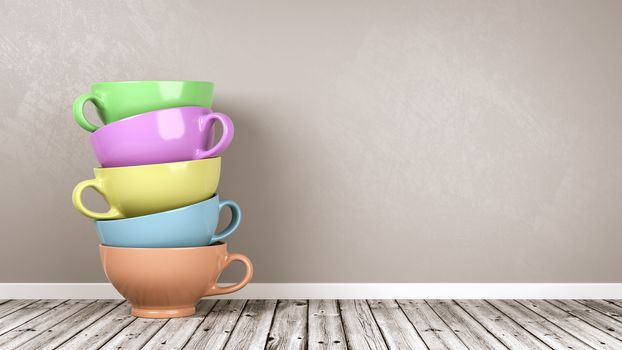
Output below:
[142,300,217,349]
[426,300,505,349]
[577,300,622,323]
[338,299,387,350]
[548,300,622,341]
[183,299,246,350]
[606,300,622,309]
[308,299,347,350]
[518,299,621,349]
[266,300,307,350]
[0,300,65,336]
[16,299,122,350]
[0,300,37,319]
[456,300,549,349]
[368,300,427,349]
[397,300,467,350]
[488,300,590,350]
[223,299,277,350]
[0,300,94,349]
[57,302,135,350]
[99,315,168,350]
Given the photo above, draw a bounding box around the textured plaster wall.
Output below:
[0,0,621,282]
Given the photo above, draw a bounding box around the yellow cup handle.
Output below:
[72,179,121,220]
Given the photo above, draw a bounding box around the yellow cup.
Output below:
[72,157,221,220]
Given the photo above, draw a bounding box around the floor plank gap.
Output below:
[339,299,387,350]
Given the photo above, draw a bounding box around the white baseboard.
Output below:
[1,283,621,299]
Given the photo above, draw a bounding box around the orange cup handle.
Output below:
[208,253,253,296]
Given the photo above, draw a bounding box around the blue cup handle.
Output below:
[210,199,242,244]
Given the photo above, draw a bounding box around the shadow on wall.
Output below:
[213,96,291,283]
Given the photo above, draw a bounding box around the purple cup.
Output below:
[91,106,234,167]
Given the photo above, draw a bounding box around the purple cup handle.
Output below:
[195,112,234,159]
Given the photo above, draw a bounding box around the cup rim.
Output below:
[91,106,213,136]
[91,80,214,87]
[99,241,226,251]
[93,155,220,172]
[95,194,219,224]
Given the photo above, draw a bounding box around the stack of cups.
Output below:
[71,81,253,318]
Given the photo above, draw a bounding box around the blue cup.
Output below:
[95,195,241,248]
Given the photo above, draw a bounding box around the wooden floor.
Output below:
[0,300,620,349]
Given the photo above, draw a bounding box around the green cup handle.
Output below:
[73,93,102,132]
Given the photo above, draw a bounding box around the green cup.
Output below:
[73,81,215,132]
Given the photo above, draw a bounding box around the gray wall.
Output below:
[1,0,621,283]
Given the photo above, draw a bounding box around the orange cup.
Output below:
[99,242,253,318]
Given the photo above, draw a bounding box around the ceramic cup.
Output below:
[73,80,214,132]
[91,106,234,167]
[72,157,220,220]
[95,195,241,248]
[100,242,253,318]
